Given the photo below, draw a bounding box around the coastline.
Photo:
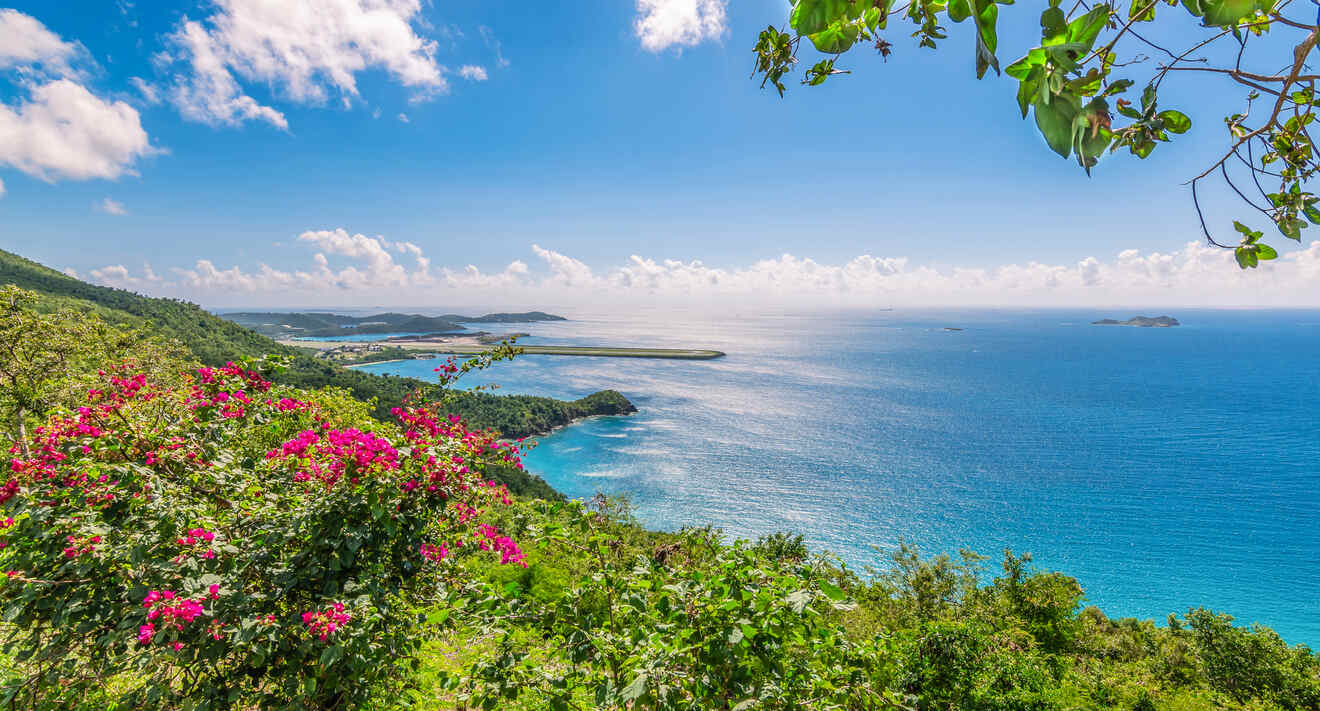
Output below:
[342,358,411,368]
[283,335,724,360]
[525,409,636,440]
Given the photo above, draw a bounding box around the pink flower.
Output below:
[301,604,352,642]
[137,623,155,644]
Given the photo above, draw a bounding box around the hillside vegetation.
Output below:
[0,249,628,441]
[223,310,566,339]
[0,260,1315,710]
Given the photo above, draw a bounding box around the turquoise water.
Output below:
[360,310,1320,645]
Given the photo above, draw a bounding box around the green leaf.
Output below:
[319,644,342,667]
[791,0,849,35]
[1016,75,1039,118]
[808,21,860,53]
[1158,109,1192,134]
[1233,220,1259,239]
[1302,204,1320,224]
[863,6,882,30]
[784,589,812,614]
[949,0,972,22]
[1064,6,1110,53]
[1067,68,1105,96]
[1040,6,1067,39]
[1279,216,1304,240]
[1034,94,1080,157]
[819,581,845,601]
[1256,243,1278,260]
[1102,79,1135,97]
[1200,0,1263,26]
[1129,0,1157,21]
[969,0,1002,78]
[1005,49,1045,80]
[620,673,647,702]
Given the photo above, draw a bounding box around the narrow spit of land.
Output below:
[284,336,726,361]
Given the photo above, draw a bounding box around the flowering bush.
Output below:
[0,358,528,709]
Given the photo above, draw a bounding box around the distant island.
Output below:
[1092,315,1180,327]
[221,310,565,339]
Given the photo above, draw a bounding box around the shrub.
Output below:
[0,359,529,709]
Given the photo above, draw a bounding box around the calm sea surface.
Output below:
[360,310,1320,645]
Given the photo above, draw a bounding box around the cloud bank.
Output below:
[159,0,453,128]
[82,230,1320,310]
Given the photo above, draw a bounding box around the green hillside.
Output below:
[0,248,630,471]
[0,249,280,365]
[222,311,467,338]
[221,310,567,339]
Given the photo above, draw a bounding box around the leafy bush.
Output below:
[455,501,902,710]
[0,359,530,709]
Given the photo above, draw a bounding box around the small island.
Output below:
[1092,315,1180,327]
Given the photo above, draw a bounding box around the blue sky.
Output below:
[2,0,1318,310]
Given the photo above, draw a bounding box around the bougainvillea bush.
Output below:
[0,358,527,709]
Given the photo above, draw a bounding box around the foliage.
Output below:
[752,0,1320,266]
[431,500,1320,711]
[0,250,631,497]
[221,311,564,340]
[0,357,532,709]
[221,312,466,339]
[442,389,637,441]
[2,280,1318,711]
[0,285,191,457]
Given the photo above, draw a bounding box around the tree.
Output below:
[0,286,189,456]
[752,0,1320,268]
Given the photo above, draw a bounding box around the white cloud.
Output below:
[129,76,160,104]
[0,177,5,197]
[164,19,288,129]
[83,237,1320,310]
[458,65,488,81]
[478,26,509,68]
[0,9,81,76]
[98,197,128,215]
[397,112,409,123]
[0,78,157,182]
[89,262,161,290]
[0,13,156,186]
[634,0,728,52]
[162,0,450,128]
[531,244,596,287]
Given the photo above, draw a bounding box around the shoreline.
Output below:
[285,336,725,360]
[342,358,411,368]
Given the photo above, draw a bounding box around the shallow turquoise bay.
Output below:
[362,310,1320,645]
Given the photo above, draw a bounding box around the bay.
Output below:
[360,309,1320,645]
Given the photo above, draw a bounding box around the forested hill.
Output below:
[0,248,632,465]
[0,249,278,365]
[223,310,566,339]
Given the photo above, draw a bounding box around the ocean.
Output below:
[358,309,1320,645]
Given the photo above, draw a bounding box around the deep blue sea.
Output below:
[359,310,1320,645]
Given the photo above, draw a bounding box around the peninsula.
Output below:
[1092,315,1180,327]
[221,310,565,339]
[292,334,725,360]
